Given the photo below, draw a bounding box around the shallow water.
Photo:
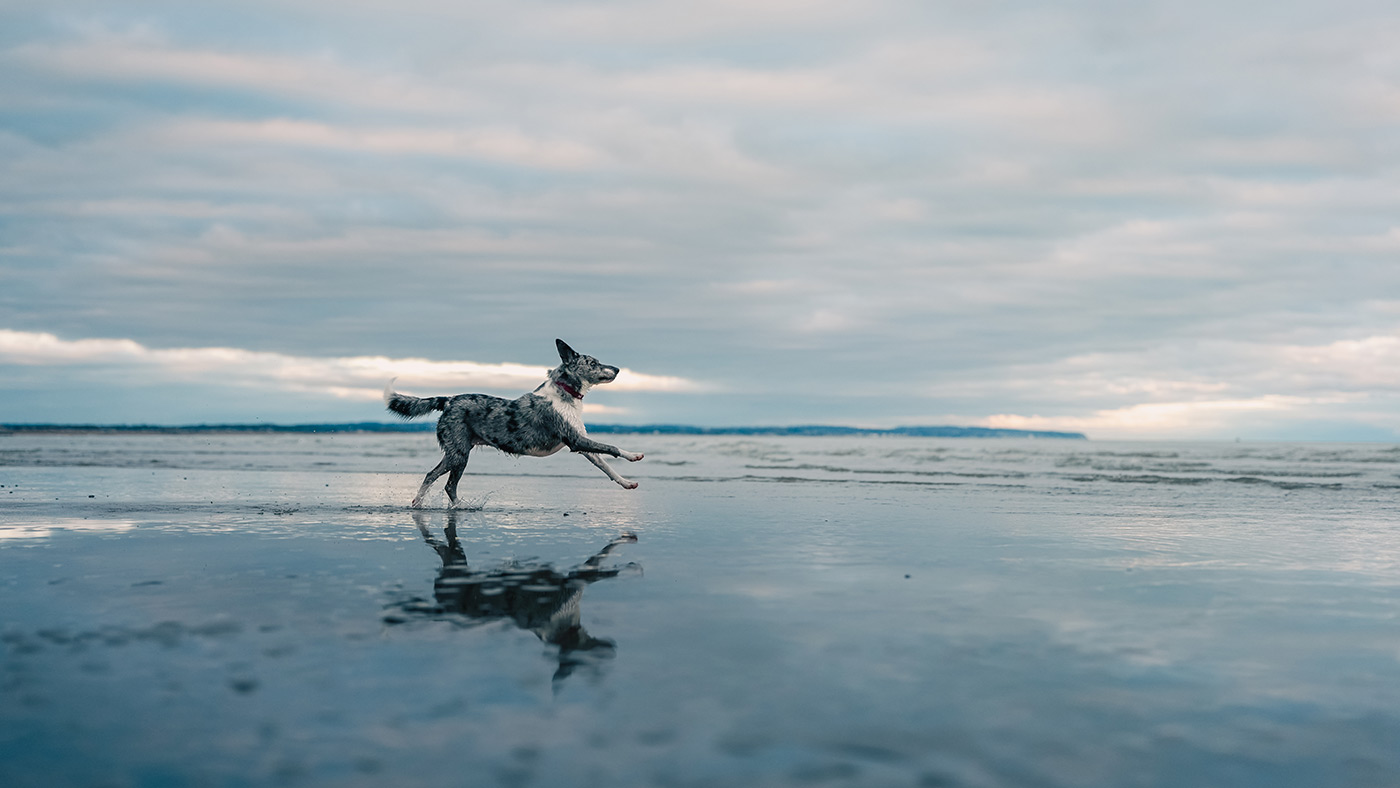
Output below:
[2,433,1399,787]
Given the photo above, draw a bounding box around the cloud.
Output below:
[985,396,1339,438]
[0,331,703,412]
[1277,335,1400,389]
[2,2,1398,435]
[7,35,473,115]
[956,332,1400,438]
[153,119,607,170]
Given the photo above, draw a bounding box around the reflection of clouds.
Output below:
[0,518,137,540]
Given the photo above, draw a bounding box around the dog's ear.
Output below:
[556,339,578,363]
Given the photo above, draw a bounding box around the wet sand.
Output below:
[3,435,1400,787]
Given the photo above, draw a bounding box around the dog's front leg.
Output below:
[583,452,639,490]
[569,436,644,463]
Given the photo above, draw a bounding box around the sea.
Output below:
[2,431,1399,787]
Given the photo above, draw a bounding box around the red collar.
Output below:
[554,379,583,400]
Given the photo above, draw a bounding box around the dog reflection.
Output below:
[391,511,639,683]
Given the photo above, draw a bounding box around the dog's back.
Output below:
[439,392,573,458]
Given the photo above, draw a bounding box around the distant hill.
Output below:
[1,422,1086,439]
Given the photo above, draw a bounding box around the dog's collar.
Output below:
[554,379,583,400]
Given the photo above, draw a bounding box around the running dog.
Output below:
[384,339,645,508]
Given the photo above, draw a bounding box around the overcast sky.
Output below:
[2,0,1398,439]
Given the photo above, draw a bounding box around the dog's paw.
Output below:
[622,451,644,462]
[409,498,424,509]
[621,479,639,490]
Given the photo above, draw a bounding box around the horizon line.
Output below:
[0,421,1090,439]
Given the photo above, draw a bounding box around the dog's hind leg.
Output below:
[411,457,451,509]
[443,450,470,507]
[583,452,639,490]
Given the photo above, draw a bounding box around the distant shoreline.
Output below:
[0,422,1087,440]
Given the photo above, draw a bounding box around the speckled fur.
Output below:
[385,339,645,507]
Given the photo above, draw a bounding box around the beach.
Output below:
[3,432,1400,787]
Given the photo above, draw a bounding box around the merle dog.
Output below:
[385,339,645,508]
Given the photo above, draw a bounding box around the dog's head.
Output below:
[550,339,620,399]
[554,339,619,392]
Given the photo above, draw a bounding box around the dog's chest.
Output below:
[499,391,585,457]
[547,393,588,436]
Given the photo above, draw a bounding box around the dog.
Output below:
[384,339,645,508]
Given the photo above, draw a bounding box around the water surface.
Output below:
[3,433,1399,787]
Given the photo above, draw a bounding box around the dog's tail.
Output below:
[383,378,448,419]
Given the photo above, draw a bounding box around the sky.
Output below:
[2,0,1398,440]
